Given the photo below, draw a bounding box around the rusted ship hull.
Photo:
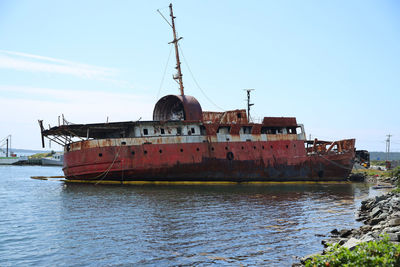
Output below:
[63,139,355,182]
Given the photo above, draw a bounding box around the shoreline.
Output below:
[294,173,400,266]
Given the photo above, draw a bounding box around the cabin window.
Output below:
[200,126,206,135]
[161,128,165,134]
[237,113,242,118]
[177,127,182,135]
[261,127,278,134]
[287,127,297,134]
[241,126,252,134]
[143,129,148,135]
[121,141,126,145]
[217,126,231,134]
[191,128,195,134]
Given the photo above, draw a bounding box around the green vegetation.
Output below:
[392,166,400,179]
[305,236,400,267]
[352,168,391,177]
[29,151,54,159]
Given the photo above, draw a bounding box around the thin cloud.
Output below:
[0,49,120,80]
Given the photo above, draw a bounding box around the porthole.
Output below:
[196,148,200,151]
[159,149,162,154]
[270,145,273,149]
[98,153,103,157]
[241,146,244,150]
[161,128,165,134]
[253,146,256,150]
[211,147,215,151]
[225,146,228,150]
[180,148,183,152]
[286,145,289,149]
[294,144,296,148]
[262,145,265,150]
[143,129,148,135]
[144,150,147,155]
[131,151,135,155]
[227,152,234,161]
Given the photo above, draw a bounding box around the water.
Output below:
[0,166,381,266]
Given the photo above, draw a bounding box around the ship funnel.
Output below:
[153,95,202,121]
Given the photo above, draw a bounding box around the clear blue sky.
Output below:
[0,0,399,151]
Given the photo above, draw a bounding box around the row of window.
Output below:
[142,127,196,136]
[97,143,297,157]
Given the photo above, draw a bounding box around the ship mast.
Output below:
[168,3,184,96]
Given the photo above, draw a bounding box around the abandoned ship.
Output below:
[39,4,355,183]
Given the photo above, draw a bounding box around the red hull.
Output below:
[63,139,354,182]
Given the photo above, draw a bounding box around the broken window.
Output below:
[143,129,148,135]
[161,128,165,134]
[241,126,252,134]
[217,126,231,134]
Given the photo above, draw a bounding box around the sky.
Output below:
[0,0,399,152]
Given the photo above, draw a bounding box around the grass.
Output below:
[28,152,53,159]
[352,168,391,177]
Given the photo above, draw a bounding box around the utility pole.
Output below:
[244,89,254,122]
[6,138,8,157]
[386,134,392,161]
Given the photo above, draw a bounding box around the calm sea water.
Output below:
[0,166,381,266]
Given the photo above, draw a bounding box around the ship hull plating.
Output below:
[63,139,354,182]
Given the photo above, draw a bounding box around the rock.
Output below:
[342,237,362,250]
[370,206,382,218]
[300,253,320,264]
[369,217,383,225]
[340,229,353,238]
[372,225,383,231]
[388,233,400,242]
[360,234,374,242]
[330,229,340,236]
[389,218,400,227]
[391,211,400,218]
[360,225,372,233]
[377,212,388,221]
[385,226,400,233]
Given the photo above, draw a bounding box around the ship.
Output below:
[0,135,28,165]
[39,4,355,183]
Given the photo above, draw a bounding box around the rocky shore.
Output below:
[294,174,400,266]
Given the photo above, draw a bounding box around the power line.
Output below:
[178,44,225,111]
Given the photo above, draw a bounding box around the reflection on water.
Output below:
[0,166,379,266]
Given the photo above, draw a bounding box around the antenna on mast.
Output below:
[244,89,254,122]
